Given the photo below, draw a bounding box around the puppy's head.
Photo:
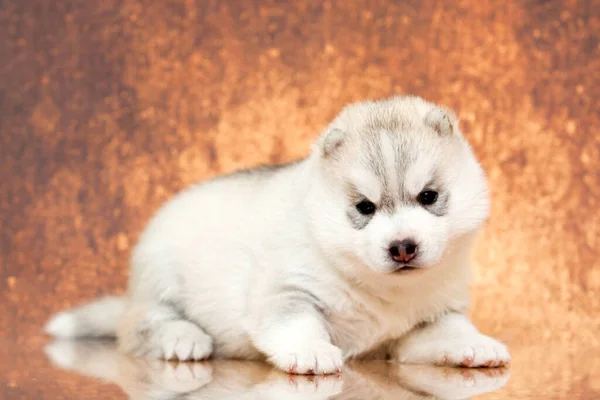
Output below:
[305,96,489,279]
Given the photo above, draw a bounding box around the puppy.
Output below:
[46,95,510,374]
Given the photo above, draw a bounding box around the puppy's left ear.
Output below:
[424,107,460,136]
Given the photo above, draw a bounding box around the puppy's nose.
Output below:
[389,239,418,263]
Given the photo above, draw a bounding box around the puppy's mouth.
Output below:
[392,264,424,274]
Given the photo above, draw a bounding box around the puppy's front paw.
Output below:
[399,334,510,368]
[440,335,510,368]
[157,321,213,361]
[269,341,344,375]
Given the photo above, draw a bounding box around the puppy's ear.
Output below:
[424,107,459,136]
[319,128,346,158]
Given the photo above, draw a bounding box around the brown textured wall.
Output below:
[0,0,598,351]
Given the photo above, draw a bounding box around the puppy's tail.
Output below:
[45,296,126,338]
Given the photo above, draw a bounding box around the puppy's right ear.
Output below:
[318,128,346,158]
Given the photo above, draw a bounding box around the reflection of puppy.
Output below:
[45,340,510,400]
[46,96,510,374]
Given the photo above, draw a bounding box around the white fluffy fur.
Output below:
[45,312,77,338]
[46,296,125,338]
[46,96,509,374]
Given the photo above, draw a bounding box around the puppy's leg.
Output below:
[249,295,343,375]
[117,302,213,361]
[393,313,510,368]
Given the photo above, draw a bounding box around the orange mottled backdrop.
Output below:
[1,0,598,354]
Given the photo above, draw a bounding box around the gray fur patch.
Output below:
[422,191,449,216]
[345,182,376,230]
[364,133,388,184]
[277,284,325,316]
[355,131,414,212]
[365,108,411,133]
[191,159,304,190]
[379,192,397,213]
[343,129,451,227]
[346,207,373,230]
[235,159,303,177]
[162,298,186,319]
[420,174,449,216]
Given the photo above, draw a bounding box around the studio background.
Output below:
[1,0,598,394]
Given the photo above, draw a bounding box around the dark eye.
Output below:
[356,200,376,215]
[418,190,438,206]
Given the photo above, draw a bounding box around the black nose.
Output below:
[389,239,418,263]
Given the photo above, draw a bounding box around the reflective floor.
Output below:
[1,339,597,399]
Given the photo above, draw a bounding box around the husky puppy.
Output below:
[46,96,510,374]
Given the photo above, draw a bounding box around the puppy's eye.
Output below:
[356,200,376,215]
[418,190,438,206]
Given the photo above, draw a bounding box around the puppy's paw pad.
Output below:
[271,342,344,375]
[160,321,213,361]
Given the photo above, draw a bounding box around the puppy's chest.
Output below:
[323,292,445,358]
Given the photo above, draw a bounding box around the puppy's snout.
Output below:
[389,239,417,263]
